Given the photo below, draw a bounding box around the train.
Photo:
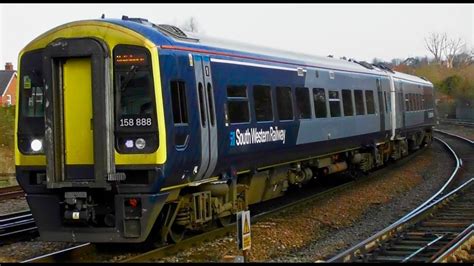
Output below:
[15,16,435,244]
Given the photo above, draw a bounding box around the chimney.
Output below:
[5,62,13,71]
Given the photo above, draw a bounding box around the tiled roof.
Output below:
[0,71,16,96]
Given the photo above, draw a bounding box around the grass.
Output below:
[0,106,15,174]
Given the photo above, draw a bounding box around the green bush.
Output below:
[0,106,15,149]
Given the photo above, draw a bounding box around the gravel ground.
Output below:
[435,123,474,140]
[146,141,454,262]
[0,197,29,214]
[273,141,454,262]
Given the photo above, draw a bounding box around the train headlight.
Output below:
[125,139,134,149]
[135,138,146,150]
[30,139,43,152]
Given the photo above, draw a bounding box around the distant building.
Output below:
[0,63,17,107]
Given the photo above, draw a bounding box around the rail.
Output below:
[328,131,473,262]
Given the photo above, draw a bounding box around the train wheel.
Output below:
[217,214,233,227]
[167,224,186,243]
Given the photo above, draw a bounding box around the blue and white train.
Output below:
[15,16,435,244]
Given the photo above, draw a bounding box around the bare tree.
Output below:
[444,37,465,68]
[453,48,473,68]
[181,17,199,33]
[424,32,447,64]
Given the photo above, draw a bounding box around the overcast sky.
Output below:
[0,4,473,69]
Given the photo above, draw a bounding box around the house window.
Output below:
[6,95,12,106]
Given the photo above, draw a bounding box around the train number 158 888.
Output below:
[119,118,152,127]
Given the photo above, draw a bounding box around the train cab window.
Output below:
[276,87,294,121]
[19,51,45,118]
[114,45,156,128]
[354,90,365,115]
[18,49,46,154]
[313,88,327,118]
[295,87,311,119]
[365,90,375,114]
[170,81,188,124]
[253,85,273,122]
[114,45,158,153]
[342,89,354,116]
[227,85,250,124]
[328,90,341,117]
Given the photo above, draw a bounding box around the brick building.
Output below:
[0,63,17,107]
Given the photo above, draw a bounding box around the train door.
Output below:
[63,58,94,169]
[43,38,114,188]
[193,55,218,180]
[376,78,385,133]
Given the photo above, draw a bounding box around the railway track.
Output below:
[0,210,37,245]
[328,131,473,263]
[0,185,24,201]
[20,143,437,263]
[438,118,474,128]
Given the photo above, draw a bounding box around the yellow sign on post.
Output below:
[237,210,251,251]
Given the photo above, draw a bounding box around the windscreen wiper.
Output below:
[119,65,138,92]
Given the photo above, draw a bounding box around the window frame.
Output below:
[354,89,366,115]
[365,90,376,115]
[295,87,312,120]
[226,85,251,124]
[275,86,294,121]
[252,85,274,123]
[313,88,328,118]
[170,80,189,125]
[342,89,354,117]
[328,90,342,118]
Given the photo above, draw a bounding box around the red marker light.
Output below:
[129,198,138,208]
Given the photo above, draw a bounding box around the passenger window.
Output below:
[227,85,249,123]
[365,90,375,114]
[342,89,354,116]
[328,90,341,117]
[313,88,327,118]
[295,87,311,119]
[398,92,403,112]
[170,80,188,124]
[276,87,294,121]
[253,85,273,122]
[354,90,365,115]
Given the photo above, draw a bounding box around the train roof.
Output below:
[28,17,433,87]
